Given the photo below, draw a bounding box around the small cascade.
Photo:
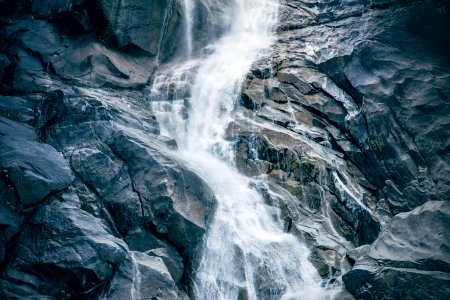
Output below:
[131,252,142,300]
[183,0,195,58]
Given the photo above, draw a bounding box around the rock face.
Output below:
[238,0,449,297]
[0,0,449,299]
[0,1,214,298]
[29,0,182,58]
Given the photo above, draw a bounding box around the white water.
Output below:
[131,252,142,300]
[183,0,194,58]
[152,0,333,299]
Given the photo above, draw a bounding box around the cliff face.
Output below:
[0,0,449,299]
[246,1,450,298]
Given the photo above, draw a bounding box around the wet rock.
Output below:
[70,147,122,196]
[20,19,64,63]
[0,54,10,84]
[369,201,450,270]
[0,0,448,298]
[38,90,112,131]
[31,0,86,18]
[11,49,50,92]
[345,245,370,266]
[238,1,449,294]
[344,267,450,300]
[125,227,160,252]
[97,0,182,58]
[147,247,184,283]
[0,117,74,206]
[315,0,450,214]
[104,251,183,300]
[343,201,450,299]
[0,192,128,299]
[0,192,22,263]
[277,68,313,95]
[0,95,35,123]
[110,132,216,258]
[329,172,381,246]
[50,37,156,88]
[70,145,145,237]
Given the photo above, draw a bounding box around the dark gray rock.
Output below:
[50,37,156,88]
[0,54,10,84]
[70,145,144,237]
[0,20,60,92]
[0,95,35,123]
[343,201,450,299]
[147,247,184,284]
[0,115,38,141]
[242,0,449,293]
[0,0,448,298]
[315,0,450,215]
[329,172,381,246]
[97,0,181,58]
[104,251,184,300]
[0,194,22,263]
[344,267,450,300]
[23,84,213,293]
[369,201,450,270]
[125,227,160,252]
[11,48,49,92]
[20,20,64,63]
[0,117,74,206]
[109,132,216,257]
[30,0,182,59]
[0,192,128,299]
[31,0,86,17]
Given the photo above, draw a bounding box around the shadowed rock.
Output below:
[0,117,74,206]
[343,201,450,299]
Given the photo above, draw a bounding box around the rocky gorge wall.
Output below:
[0,0,449,299]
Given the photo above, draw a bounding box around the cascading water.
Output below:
[152,0,335,299]
[183,0,194,58]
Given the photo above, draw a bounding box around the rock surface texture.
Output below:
[0,0,448,299]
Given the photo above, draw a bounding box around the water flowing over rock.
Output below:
[0,0,449,299]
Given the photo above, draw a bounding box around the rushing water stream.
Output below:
[152,0,335,299]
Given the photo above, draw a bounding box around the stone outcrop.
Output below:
[0,1,214,298]
[236,0,449,297]
[343,201,450,299]
[28,0,182,58]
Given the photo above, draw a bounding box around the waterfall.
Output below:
[152,0,334,299]
[183,0,194,58]
[131,252,142,300]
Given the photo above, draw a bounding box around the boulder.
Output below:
[109,132,216,258]
[104,251,183,299]
[11,48,50,92]
[147,247,184,284]
[0,192,129,299]
[30,0,182,59]
[70,145,144,236]
[50,37,156,88]
[20,20,64,63]
[0,117,74,206]
[0,95,35,124]
[343,201,450,299]
[97,0,181,57]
